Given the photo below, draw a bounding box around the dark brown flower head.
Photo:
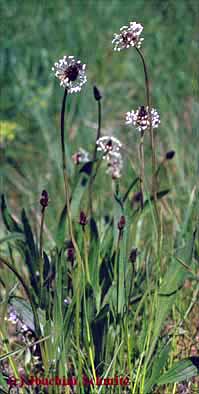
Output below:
[40,190,49,209]
[93,86,102,101]
[129,248,138,263]
[118,215,126,231]
[65,64,81,82]
[79,211,87,228]
[166,150,176,160]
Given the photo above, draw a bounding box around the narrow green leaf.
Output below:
[56,204,67,247]
[146,230,196,366]
[71,174,89,217]
[21,208,38,262]
[0,233,25,245]
[0,371,7,389]
[1,194,23,233]
[123,176,140,203]
[157,357,199,385]
[144,342,171,393]
[9,297,35,332]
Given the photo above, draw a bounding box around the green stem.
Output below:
[139,131,145,209]
[88,99,102,216]
[39,207,45,288]
[60,88,82,267]
[83,230,91,284]
[135,47,157,208]
[61,90,85,394]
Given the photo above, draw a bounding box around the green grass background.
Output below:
[1,0,198,233]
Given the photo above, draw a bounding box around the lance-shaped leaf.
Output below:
[1,194,23,233]
[157,357,199,385]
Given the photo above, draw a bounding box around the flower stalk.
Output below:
[135,47,157,207]
[139,131,145,209]
[60,88,82,269]
[39,190,48,286]
[88,86,102,215]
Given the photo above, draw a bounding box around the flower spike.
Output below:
[52,55,87,93]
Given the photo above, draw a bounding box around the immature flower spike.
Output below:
[129,248,138,263]
[40,190,49,209]
[126,106,160,132]
[118,216,126,231]
[79,211,87,228]
[166,150,176,160]
[96,136,122,160]
[93,86,102,101]
[66,240,75,265]
[52,55,87,93]
[112,21,144,51]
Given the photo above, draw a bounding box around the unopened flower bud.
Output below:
[165,150,175,160]
[67,241,75,265]
[93,86,102,101]
[79,211,87,228]
[40,190,49,209]
[118,215,126,231]
[129,248,138,263]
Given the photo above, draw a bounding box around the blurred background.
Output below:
[1,0,198,239]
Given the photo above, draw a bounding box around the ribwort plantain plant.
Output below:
[0,19,198,394]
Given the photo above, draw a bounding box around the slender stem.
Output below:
[128,263,135,307]
[60,88,82,266]
[83,287,96,382]
[61,90,85,387]
[94,100,102,160]
[61,88,70,206]
[122,176,140,204]
[139,131,145,209]
[135,47,157,202]
[88,99,102,215]
[39,207,45,286]
[83,229,91,284]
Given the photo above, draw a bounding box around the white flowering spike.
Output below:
[96,136,122,160]
[106,152,123,179]
[72,148,90,165]
[112,22,144,51]
[52,55,87,93]
[125,106,160,132]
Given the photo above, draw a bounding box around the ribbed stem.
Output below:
[139,131,145,209]
[60,89,84,386]
[88,99,102,215]
[39,207,45,287]
[60,89,82,266]
[136,48,157,203]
